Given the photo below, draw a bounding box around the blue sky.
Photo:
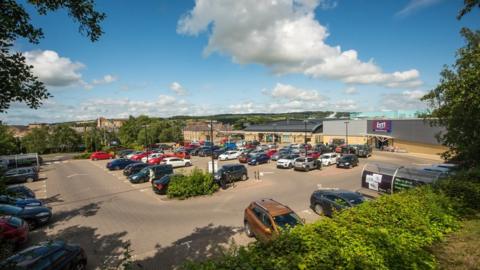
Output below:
[3,0,479,124]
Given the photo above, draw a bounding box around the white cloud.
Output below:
[24,50,85,87]
[178,0,422,88]
[267,83,328,103]
[343,87,358,95]
[334,99,358,110]
[402,90,426,100]
[170,82,188,95]
[378,90,427,111]
[92,74,118,85]
[396,0,443,17]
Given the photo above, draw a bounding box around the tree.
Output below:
[458,0,480,19]
[50,124,81,152]
[422,28,480,167]
[0,123,17,155]
[82,127,102,152]
[21,126,50,154]
[0,0,105,112]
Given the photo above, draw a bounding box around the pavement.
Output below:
[23,151,440,269]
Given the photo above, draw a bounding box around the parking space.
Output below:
[18,151,440,269]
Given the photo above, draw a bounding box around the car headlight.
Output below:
[36,212,50,217]
[344,162,350,165]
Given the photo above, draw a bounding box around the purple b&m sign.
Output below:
[372,120,392,133]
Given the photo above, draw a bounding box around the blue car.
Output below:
[247,154,270,165]
[106,158,138,170]
[0,195,43,207]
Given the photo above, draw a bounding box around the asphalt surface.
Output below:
[24,151,441,269]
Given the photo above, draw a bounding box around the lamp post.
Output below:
[143,125,149,163]
[344,121,349,147]
[304,119,308,154]
[272,123,277,146]
[209,119,215,177]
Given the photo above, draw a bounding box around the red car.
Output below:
[0,216,29,245]
[147,155,167,165]
[130,151,152,161]
[238,154,249,163]
[307,151,321,159]
[265,149,278,158]
[174,151,191,159]
[90,151,113,160]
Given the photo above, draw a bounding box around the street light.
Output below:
[209,119,215,177]
[143,125,149,163]
[344,121,350,147]
[272,123,277,146]
[304,119,308,154]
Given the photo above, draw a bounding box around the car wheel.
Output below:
[314,204,324,216]
[288,163,293,169]
[244,221,254,237]
[255,161,259,166]
[26,177,34,183]
[93,158,97,161]
[305,166,309,172]
[241,174,248,181]
[115,166,120,170]
[349,164,353,169]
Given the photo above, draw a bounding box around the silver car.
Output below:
[293,157,321,172]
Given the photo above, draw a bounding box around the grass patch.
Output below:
[432,216,480,270]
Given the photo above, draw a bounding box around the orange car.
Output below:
[243,199,303,242]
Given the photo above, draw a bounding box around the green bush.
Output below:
[73,152,92,159]
[167,168,219,199]
[183,186,462,270]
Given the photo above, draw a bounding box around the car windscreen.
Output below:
[7,216,23,228]
[295,158,305,162]
[0,205,22,215]
[273,212,302,230]
[154,175,171,185]
[340,193,365,205]
[340,156,353,161]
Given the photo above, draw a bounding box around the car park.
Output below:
[243,199,303,242]
[293,157,321,171]
[0,240,87,269]
[3,167,39,184]
[123,163,149,176]
[129,165,173,184]
[6,186,35,199]
[276,154,300,169]
[218,151,241,161]
[0,215,29,245]
[336,154,359,168]
[309,189,366,217]
[214,164,248,189]
[0,195,42,207]
[90,151,113,161]
[0,204,52,229]
[106,158,138,170]
[161,157,192,168]
[247,153,270,166]
[320,153,339,166]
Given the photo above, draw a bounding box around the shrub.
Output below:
[73,152,92,159]
[182,186,460,270]
[167,168,219,199]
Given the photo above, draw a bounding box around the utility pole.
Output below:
[304,118,308,154]
[144,125,149,163]
[344,121,349,147]
[210,119,215,176]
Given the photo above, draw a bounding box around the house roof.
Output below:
[243,120,323,133]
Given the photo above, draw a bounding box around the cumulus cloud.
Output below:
[178,0,422,88]
[170,82,188,95]
[396,0,444,17]
[379,90,427,111]
[266,83,328,103]
[24,50,85,87]
[343,87,358,95]
[92,74,118,85]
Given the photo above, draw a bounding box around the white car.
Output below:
[218,151,241,161]
[276,154,300,169]
[161,157,192,168]
[320,153,339,166]
[141,153,164,163]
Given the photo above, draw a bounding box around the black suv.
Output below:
[336,154,359,168]
[0,240,87,269]
[310,189,366,217]
[129,165,173,184]
[214,164,248,189]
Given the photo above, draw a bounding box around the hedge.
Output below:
[182,169,480,270]
[73,152,92,159]
[167,168,219,199]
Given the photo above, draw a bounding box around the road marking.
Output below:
[66,173,88,178]
[53,161,60,164]
[140,189,147,192]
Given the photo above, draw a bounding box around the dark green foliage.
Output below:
[73,152,91,159]
[422,29,480,167]
[167,168,219,199]
[118,115,184,146]
[457,0,480,19]
[0,123,17,155]
[21,126,50,154]
[50,124,81,152]
[0,0,105,112]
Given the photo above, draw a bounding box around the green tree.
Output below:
[50,124,81,152]
[422,29,480,167]
[0,123,17,155]
[0,0,105,112]
[82,127,103,152]
[458,0,480,19]
[21,126,50,154]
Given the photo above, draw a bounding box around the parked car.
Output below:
[123,163,149,176]
[0,195,42,207]
[212,149,226,159]
[218,151,241,161]
[117,149,134,158]
[336,154,359,168]
[106,159,138,170]
[90,151,113,161]
[247,154,270,166]
[310,189,366,217]
[125,151,142,159]
[271,149,291,161]
[161,157,192,168]
[151,174,175,194]
[244,199,303,242]
[141,153,164,163]
[130,151,152,161]
[3,167,39,184]
[306,151,321,159]
[0,240,87,269]
[6,186,35,199]
[265,149,278,158]
[129,165,173,184]
[0,215,29,245]
[214,164,248,189]
[293,157,321,171]
[276,154,300,169]
[320,153,339,166]
[198,148,213,157]
[0,204,52,229]
[355,144,373,157]
[238,153,250,163]
[146,154,167,165]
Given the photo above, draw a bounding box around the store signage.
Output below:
[372,120,392,133]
